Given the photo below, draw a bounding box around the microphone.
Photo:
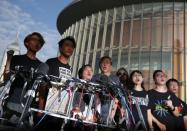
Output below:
[34,63,49,81]
[70,77,87,84]
[18,63,50,126]
[97,75,119,95]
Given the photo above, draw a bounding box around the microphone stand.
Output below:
[0,66,25,101]
[16,77,42,131]
[104,83,136,131]
[0,74,16,101]
[0,66,25,117]
[0,74,16,117]
[135,98,147,131]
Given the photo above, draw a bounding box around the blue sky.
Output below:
[0,0,72,63]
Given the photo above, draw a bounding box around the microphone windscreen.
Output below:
[35,63,49,76]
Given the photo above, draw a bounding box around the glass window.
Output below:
[104,49,109,56]
[112,49,118,70]
[121,49,128,68]
[94,51,101,74]
[105,24,112,47]
[162,51,172,77]
[108,9,114,24]
[100,11,106,26]
[122,20,130,48]
[132,19,141,48]
[130,50,139,70]
[174,10,184,49]
[113,22,121,48]
[98,26,104,49]
[89,52,93,66]
[140,51,150,70]
[150,51,162,70]
[142,18,151,48]
[163,17,173,48]
[91,33,96,50]
[116,7,123,22]
[152,17,162,48]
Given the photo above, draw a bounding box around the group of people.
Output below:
[1,32,187,131]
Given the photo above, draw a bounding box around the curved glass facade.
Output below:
[61,2,187,101]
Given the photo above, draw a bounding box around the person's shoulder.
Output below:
[46,57,58,63]
[11,55,27,63]
[110,74,118,78]
[93,74,101,77]
[168,91,179,100]
[147,89,155,94]
[36,59,42,64]
[109,74,120,81]
[92,74,100,78]
[12,54,25,59]
[168,91,176,97]
[142,90,149,96]
[92,74,101,81]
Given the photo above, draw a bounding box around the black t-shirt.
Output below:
[40,57,72,131]
[148,89,178,131]
[10,54,41,71]
[44,57,72,100]
[174,97,187,116]
[46,57,72,78]
[8,55,42,105]
[130,88,148,126]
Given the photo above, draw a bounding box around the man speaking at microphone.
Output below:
[92,56,120,129]
[2,32,45,127]
[35,36,76,131]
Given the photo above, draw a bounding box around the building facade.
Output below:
[57,0,187,101]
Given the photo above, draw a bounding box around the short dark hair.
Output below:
[99,56,112,68]
[58,36,76,48]
[129,70,144,89]
[24,32,45,48]
[166,78,180,88]
[78,64,92,79]
[153,70,163,80]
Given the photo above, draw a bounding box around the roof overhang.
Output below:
[57,0,185,34]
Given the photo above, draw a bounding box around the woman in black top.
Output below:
[129,70,148,130]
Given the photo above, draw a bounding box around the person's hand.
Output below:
[149,127,154,131]
[157,122,166,131]
[165,100,174,110]
[37,112,43,117]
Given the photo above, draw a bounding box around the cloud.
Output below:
[0,0,60,63]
